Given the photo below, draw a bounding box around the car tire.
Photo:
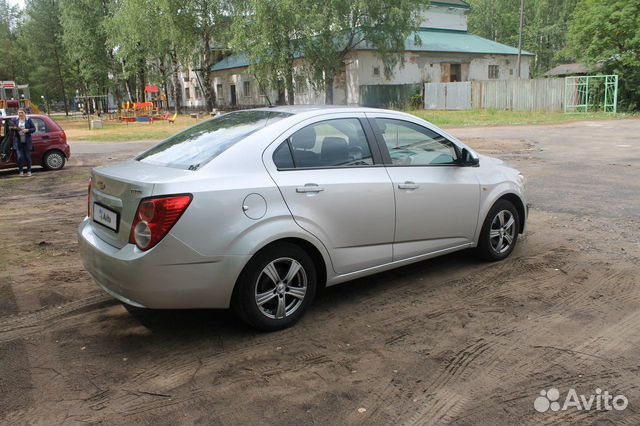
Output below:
[233,242,317,331]
[42,150,66,170]
[476,199,520,261]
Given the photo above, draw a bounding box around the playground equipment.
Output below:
[0,81,42,114]
[118,85,174,123]
[564,75,618,114]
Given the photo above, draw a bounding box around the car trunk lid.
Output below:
[89,160,192,248]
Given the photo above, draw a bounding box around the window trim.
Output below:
[367,117,466,168]
[271,117,384,171]
[488,64,499,79]
[242,80,251,98]
[31,118,49,134]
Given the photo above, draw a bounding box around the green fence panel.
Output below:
[359,84,421,108]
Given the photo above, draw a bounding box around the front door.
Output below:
[230,85,237,107]
[369,116,480,260]
[450,64,461,82]
[265,114,395,275]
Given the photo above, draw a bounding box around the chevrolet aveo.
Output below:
[79,107,528,330]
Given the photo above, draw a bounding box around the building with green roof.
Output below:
[209,0,534,107]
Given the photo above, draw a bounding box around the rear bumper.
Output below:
[78,218,249,309]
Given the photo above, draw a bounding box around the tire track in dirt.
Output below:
[356,248,563,424]
[0,293,115,343]
[408,261,640,425]
[372,248,638,425]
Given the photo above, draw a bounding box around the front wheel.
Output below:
[476,200,520,261]
[233,242,317,331]
[42,150,66,170]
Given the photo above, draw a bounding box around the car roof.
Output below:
[249,105,400,115]
[2,114,50,120]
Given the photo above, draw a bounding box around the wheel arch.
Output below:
[231,236,329,305]
[496,193,526,234]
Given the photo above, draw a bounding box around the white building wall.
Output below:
[356,51,531,85]
[419,5,468,31]
[209,51,532,108]
[468,56,531,80]
[180,67,207,108]
[211,61,346,107]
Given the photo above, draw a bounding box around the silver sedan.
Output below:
[79,107,528,330]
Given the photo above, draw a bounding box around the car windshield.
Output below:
[137,110,291,170]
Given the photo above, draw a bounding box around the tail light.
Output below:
[129,194,193,251]
[87,178,92,217]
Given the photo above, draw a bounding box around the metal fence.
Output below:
[424,78,566,112]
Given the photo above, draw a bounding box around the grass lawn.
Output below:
[406,109,637,128]
[53,115,197,143]
[52,110,638,143]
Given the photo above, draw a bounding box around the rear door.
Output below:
[367,114,480,260]
[264,113,395,275]
[29,117,50,163]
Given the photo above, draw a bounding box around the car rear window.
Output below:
[137,110,291,170]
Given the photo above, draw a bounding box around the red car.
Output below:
[0,114,70,171]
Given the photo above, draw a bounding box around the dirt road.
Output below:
[1,119,639,425]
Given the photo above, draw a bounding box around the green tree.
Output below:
[173,0,233,111]
[60,0,112,96]
[230,0,303,105]
[300,0,428,104]
[108,0,172,105]
[468,0,579,76]
[0,0,21,81]
[568,0,640,110]
[20,0,73,114]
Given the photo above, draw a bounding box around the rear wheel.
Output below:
[42,150,66,170]
[476,199,520,261]
[233,242,316,331]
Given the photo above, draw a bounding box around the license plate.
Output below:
[93,203,119,232]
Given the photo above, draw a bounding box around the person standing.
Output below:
[12,109,36,176]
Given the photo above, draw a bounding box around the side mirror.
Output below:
[461,148,479,166]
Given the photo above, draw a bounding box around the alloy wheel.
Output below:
[255,257,307,320]
[489,210,516,254]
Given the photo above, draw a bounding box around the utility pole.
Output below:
[517,0,525,78]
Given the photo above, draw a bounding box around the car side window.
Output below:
[31,118,48,134]
[375,118,458,166]
[274,118,374,169]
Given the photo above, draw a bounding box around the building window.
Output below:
[295,76,307,94]
[488,65,499,79]
[195,87,202,99]
[243,80,251,97]
[216,84,223,96]
[185,87,190,99]
[372,66,380,77]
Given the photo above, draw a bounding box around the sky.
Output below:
[7,0,25,9]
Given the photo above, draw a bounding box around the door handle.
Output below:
[296,184,325,193]
[398,181,419,190]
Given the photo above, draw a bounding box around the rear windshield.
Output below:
[137,110,291,170]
